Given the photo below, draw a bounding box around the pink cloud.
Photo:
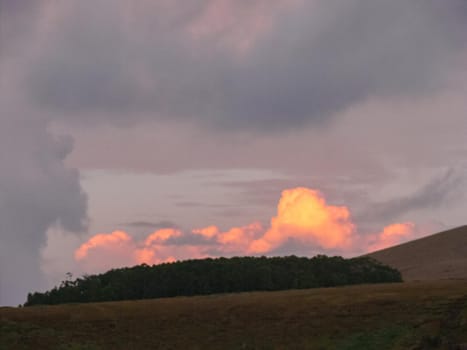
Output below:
[367,222,417,252]
[74,187,423,273]
[187,0,302,55]
[249,188,355,253]
[74,231,136,272]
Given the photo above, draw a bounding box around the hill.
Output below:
[367,225,467,281]
[1,281,467,349]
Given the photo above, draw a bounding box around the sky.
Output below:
[1,0,467,306]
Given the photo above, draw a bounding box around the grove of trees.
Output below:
[25,255,401,306]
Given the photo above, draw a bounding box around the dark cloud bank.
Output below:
[1,0,466,305]
[28,1,467,129]
[0,117,87,305]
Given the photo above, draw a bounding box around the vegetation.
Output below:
[25,255,401,306]
[2,280,467,349]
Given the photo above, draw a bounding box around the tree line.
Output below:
[25,255,401,306]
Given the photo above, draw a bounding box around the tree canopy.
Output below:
[25,255,401,306]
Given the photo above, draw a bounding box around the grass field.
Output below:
[1,280,467,349]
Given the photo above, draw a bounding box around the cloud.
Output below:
[75,228,206,273]
[75,231,131,261]
[175,201,235,208]
[0,0,42,50]
[360,168,465,223]
[13,0,467,130]
[0,7,90,305]
[186,0,296,55]
[74,187,422,273]
[143,228,182,245]
[74,231,134,272]
[0,118,87,305]
[248,188,355,253]
[121,220,179,230]
[192,225,219,239]
[218,222,264,250]
[367,222,417,252]
[135,228,185,264]
[192,223,265,254]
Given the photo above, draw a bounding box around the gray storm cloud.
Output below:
[1,0,89,305]
[0,117,87,306]
[23,0,467,129]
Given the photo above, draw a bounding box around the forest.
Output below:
[25,255,401,306]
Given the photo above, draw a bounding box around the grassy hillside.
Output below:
[2,280,467,349]
[368,225,467,281]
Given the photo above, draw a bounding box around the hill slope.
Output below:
[368,225,467,281]
[1,281,467,349]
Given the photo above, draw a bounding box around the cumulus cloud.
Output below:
[135,228,203,266]
[75,228,206,273]
[193,223,265,252]
[74,231,134,272]
[75,187,421,273]
[249,188,355,253]
[367,223,417,252]
[75,231,131,261]
[192,225,219,239]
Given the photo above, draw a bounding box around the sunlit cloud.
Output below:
[144,228,182,245]
[75,231,132,261]
[74,231,136,272]
[192,225,220,239]
[367,222,416,252]
[249,188,355,253]
[74,187,421,273]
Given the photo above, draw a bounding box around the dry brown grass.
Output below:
[368,225,467,281]
[2,280,467,349]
